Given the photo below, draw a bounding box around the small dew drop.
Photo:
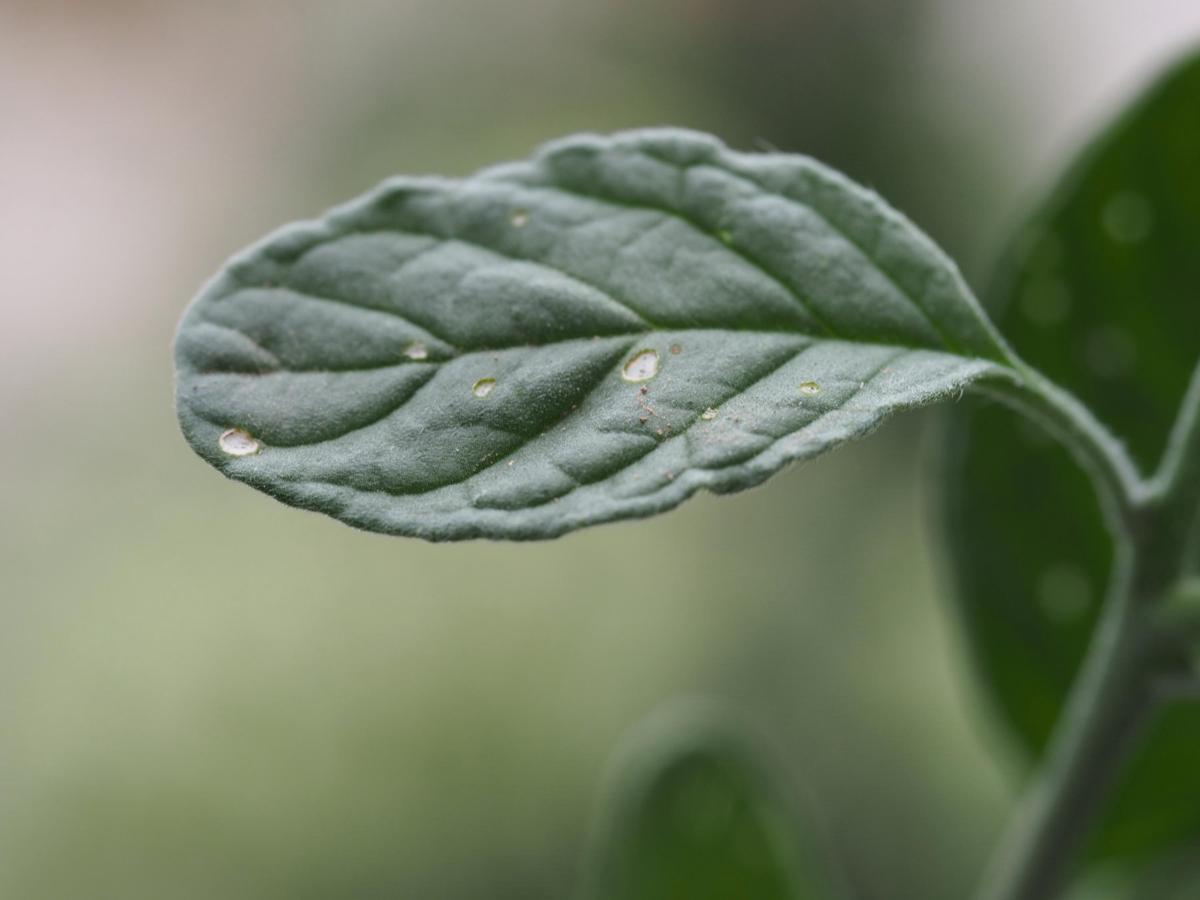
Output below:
[669,343,683,355]
[622,348,660,383]
[701,407,718,421]
[472,377,497,398]
[798,381,821,396]
[219,427,260,457]
[1102,191,1153,244]
[510,209,530,228]
[404,342,429,361]
[1038,563,1093,623]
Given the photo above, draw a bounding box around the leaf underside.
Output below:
[943,51,1200,860]
[175,129,1009,540]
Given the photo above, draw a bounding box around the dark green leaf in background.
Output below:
[943,50,1200,861]
[579,703,845,900]
[175,129,1014,540]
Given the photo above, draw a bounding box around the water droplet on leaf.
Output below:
[404,342,428,361]
[472,377,497,398]
[798,381,820,395]
[701,407,718,420]
[622,348,659,383]
[669,343,682,355]
[510,209,529,228]
[218,428,260,457]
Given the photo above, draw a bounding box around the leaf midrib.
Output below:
[267,344,915,510]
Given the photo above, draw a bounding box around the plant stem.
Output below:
[974,543,1155,900]
[969,363,1200,900]
[978,369,1145,533]
[1147,358,1200,570]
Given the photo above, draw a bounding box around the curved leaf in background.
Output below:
[579,702,846,900]
[943,51,1200,860]
[175,129,1015,540]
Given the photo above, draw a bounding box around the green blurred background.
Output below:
[2,2,1198,898]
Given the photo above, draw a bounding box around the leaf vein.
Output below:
[509,180,839,337]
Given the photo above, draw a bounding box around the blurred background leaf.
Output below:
[942,48,1200,866]
[1062,841,1200,900]
[580,700,846,900]
[3,2,1200,899]
[1134,843,1200,899]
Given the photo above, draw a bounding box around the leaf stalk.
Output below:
[973,367,1199,900]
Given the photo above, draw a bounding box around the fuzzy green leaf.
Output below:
[579,703,846,900]
[175,129,1012,540]
[943,50,1200,861]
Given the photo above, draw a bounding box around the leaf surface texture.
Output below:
[176,129,1009,539]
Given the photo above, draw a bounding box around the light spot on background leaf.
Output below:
[1084,326,1138,378]
[1019,276,1073,327]
[1037,562,1093,623]
[1101,190,1154,244]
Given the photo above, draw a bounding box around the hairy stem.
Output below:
[1147,358,1200,572]
[977,368,1146,533]
[974,544,1155,900]
[970,366,1194,900]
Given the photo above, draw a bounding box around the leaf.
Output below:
[942,50,1200,860]
[175,129,1014,540]
[578,702,846,900]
